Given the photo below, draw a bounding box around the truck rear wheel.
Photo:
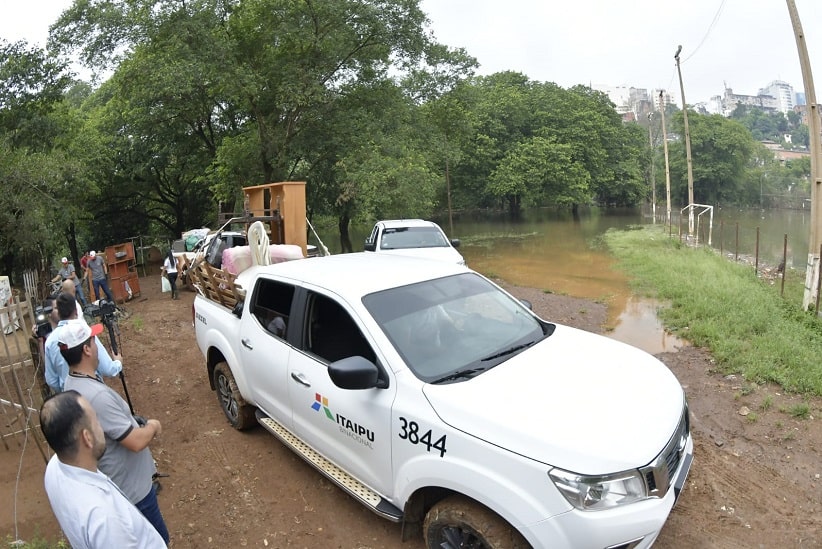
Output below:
[423,495,528,549]
[213,362,256,430]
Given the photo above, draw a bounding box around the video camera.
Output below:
[88,299,117,322]
[34,300,54,339]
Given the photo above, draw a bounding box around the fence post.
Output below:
[735,223,739,262]
[719,221,724,257]
[816,244,822,316]
[781,234,788,297]
[755,227,760,276]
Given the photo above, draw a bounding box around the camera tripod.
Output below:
[98,303,136,415]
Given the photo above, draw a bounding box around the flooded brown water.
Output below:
[450,208,688,354]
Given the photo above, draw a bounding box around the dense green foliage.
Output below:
[603,226,822,396]
[730,104,808,148]
[646,106,811,210]
[0,0,812,283]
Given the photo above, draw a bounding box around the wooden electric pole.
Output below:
[674,45,695,237]
[786,0,822,310]
[648,112,657,223]
[659,91,672,225]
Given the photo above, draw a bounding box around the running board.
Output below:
[256,410,403,522]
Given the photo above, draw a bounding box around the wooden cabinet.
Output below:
[105,242,141,303]
[243,182,307,256]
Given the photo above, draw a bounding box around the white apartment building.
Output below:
[757,80,795,114]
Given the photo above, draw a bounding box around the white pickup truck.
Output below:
[194,253,692,549]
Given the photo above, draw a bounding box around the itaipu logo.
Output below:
[311,393,374,449]
[311,393,334,420]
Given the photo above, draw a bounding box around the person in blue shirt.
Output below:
[44,292,122,393]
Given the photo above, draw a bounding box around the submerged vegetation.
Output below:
[603,225,822,396]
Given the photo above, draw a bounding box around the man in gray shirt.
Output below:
[85,251,114,302]
[53,257,87,306]
[61,317,169,544]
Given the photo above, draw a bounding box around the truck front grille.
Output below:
[640,401,690,499]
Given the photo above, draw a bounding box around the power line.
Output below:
[683,0,728,63]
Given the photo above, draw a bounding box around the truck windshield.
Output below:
[380,227,448,249]
[363,273,551,382]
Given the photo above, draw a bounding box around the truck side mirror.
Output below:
[328,356,380,389]
[363,240,376,252]
[450,239,461,249]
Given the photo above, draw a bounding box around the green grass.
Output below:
[789,403,811,418]
[602,225,822,396]
[131,315,144,332]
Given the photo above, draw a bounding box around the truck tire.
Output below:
[423,495,529,549]
[213,362,256,430]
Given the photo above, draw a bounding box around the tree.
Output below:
[0,40,74,150]
[449,75,647,215]
[52,0,466,244]
[668,111,755,206]
[489,136,590,213]
[0,40,82,279]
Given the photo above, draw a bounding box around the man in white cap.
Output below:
[61,317,170,545]
[44,292,122,393]
[53,256,87,306]
[40,390,167,548]
[85,251,114,302]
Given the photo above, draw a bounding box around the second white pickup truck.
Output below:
[194,253,692,549]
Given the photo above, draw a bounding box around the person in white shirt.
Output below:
[40,390,166,549]
[161,250,179,300]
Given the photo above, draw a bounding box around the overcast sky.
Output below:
[2,0,820,105]
[421,0,821,104]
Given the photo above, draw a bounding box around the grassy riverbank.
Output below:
[602,225,822,396]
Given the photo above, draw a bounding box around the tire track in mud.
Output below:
[656,348,821,548]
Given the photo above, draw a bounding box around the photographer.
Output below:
[44,293,122,393]
[32,295,60,382]
[32,295,59,341]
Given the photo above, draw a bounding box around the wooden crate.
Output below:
[190,259,244,309]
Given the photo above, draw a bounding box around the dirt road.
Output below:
[2,275,820,548]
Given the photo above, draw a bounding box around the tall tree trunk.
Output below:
[508,195,522,219]
[66,222,80,267]
[338,214,352,253]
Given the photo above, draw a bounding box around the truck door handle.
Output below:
[241,338,253,350]
[290,372,310,387]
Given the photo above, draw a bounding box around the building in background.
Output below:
[594,80,800,120]
[757,80,795,114]
[591,85,674,121]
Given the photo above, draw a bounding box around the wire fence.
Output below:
[650,208,819,311]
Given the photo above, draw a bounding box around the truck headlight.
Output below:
[549,468,647,511]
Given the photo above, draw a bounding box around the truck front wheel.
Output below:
[213,362,256,430]
[423,495,528,549]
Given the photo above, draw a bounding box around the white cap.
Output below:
[89,251,96,257]
[61,257,68,263]
[58,318,104,349]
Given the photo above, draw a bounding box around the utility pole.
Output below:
[659,91,672,225]
[786,0,822,310]
[648,112,657,223]
[674,45,695,237]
